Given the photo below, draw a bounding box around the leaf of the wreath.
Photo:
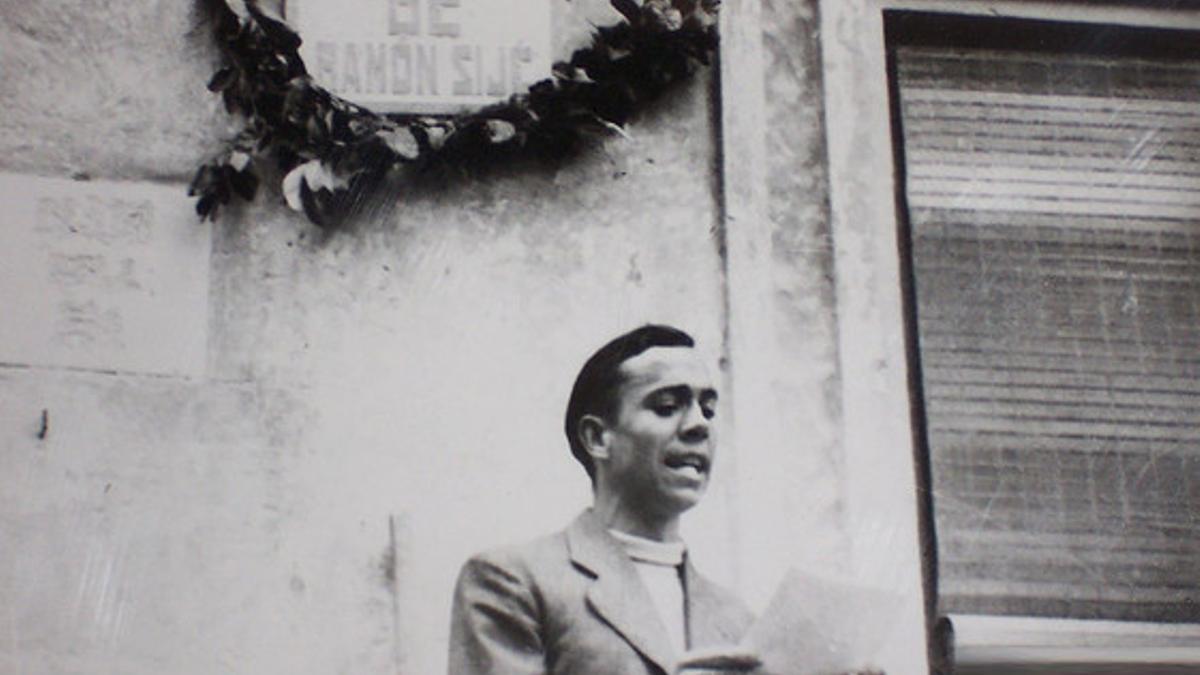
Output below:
[484,120,517,144]
[195,170,232,220]
[244,0,302,52]
[285,159,348,204]
[207,67,237,92]
[683,4,718,30]
[231,167,260,201]
[329,108,356,143]
[553,63,597,84]
[306,113,330,146]
[187,164,213,197]
[645,0,683,31]
[423,124,451,151]
[298,181,332,228]
[222,88,241,115]
[283,79,316,122]
[310,161,347,192]
[611,0,642,24]
[299,179,320,223]
[282,162,309,212]
[200,0,241,42]
[196,193,219,220]
[379,127,421,160]
[226,148,248,168]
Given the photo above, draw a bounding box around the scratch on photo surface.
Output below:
[74,538,130,647]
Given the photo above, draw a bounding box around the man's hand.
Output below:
[677,650,885,675]
[675,646,762,672]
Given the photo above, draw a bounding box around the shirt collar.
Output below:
[607,528,686,566]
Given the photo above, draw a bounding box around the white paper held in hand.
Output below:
[736,568,903,675]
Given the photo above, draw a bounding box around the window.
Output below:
[886,10,1200,670]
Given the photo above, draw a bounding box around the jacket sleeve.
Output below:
[449,553,546,675]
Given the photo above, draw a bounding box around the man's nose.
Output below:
[679,400,710,443]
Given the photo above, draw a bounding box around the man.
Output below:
[448,325,755,675]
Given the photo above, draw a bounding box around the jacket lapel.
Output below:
[566,510,677,674]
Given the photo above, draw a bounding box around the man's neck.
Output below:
[591,495,682,542]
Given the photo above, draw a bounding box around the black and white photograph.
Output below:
[1,1,1197,674]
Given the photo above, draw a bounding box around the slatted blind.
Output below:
[893,26,1200,623]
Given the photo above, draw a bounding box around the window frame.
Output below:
[821,0,1200,669]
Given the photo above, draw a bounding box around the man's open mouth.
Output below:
[663,453,709,477]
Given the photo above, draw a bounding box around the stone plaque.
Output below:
[0,173,210,377]
[287,0,552,113]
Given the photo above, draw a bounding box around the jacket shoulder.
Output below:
[463,528,571,576]
[449,532,572,674]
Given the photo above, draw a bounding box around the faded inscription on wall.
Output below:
[0,173,210,377]
[288,0,551,113]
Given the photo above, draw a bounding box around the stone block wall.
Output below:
[0,0,930,673]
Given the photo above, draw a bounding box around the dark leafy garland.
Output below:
[190,0,720,228]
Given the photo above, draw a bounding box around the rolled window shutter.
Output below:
[894,27,1200,623]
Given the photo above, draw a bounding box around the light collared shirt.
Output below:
[608,529,687,653]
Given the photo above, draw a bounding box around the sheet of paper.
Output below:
[738,569,904,675]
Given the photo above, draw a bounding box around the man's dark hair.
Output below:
[564,324,695,481]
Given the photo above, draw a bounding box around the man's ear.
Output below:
[578,414,610,462]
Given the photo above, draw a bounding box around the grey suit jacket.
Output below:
[449,509,754,675]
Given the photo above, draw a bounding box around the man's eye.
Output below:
[651,399,680,416]
[700,404,716,420]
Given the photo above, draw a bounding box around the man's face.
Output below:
[598,346,718,519]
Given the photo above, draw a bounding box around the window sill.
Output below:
[948,614,1200,674]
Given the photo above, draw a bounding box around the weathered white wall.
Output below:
[719,1,929,672]
[820,1,931,671]
[0,0,933,674]
[1,2,730,673]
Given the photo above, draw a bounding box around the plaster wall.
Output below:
[1,2,728,673]
[1,0,930,674]
[719,0,929,672]
[819,0,932,670]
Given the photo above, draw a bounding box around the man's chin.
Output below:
[661,484,707,513]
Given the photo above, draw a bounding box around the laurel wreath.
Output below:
[189,0,720,228]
